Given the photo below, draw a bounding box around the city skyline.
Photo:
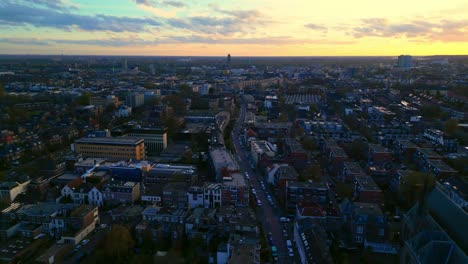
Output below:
[0,0,467,56]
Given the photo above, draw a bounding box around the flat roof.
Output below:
[355,176,381,191]
[417,148,442,158]
[75,137,144,145]
[344,162,364,174]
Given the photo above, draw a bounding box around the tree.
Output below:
[445,119,459,135]
[77,92,91,105]
[348,139,367,161]
[299,164,322,182]
[101,225,135,262]
[301,136,317,151]
[399,171,435,208]
[0,83,4,97]
[179,84,193,98]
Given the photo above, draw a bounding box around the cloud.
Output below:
[132,0,186,8]
[304,23,328,33]
[22,0,76,11]
[0,38,50,46]
[0,36,355,47]
[0,0,161,32]
[351,18,468,42]
[166,9,270,36]
[161,1,186,8]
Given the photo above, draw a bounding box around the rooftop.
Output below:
[354,202,383,216]
[355,176,381,191]
[75,137,144,146]
[344,162,365,174]
[417,148,442,158]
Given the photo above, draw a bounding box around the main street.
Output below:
[231,96,292,264]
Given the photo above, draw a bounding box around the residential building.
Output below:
[222,172,249,207]
[350,203,396,253]
[353,176,384,204]
[250,140,276,167]
[294,219,333,264]
[162,182,188,208]
[0,180,30,203]
[286,181,329,216]
[203,183,222,208]
[209,147,238,181]
[339,162,365,183]
[125,92,145,108]
[187,186,204,208]
[102,180,140,205]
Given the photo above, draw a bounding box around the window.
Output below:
[379,228,384,236]
[355,236,363,242]
[356,225,364,234]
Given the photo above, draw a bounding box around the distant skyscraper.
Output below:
[227,54,231,65]
[123,59,128,71]
[397,55,412,68]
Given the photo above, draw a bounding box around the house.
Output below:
[265,164,298,205]
[367,144,392,165]
[339,162,365,183]
[60,178,104,207]
[295,201,326,223]
[426,159,458,178]
[187,186,204,209]
[140,184,163,205]
[414,148,443,169]
[216,206,258,237]
[328,147,349,175]
[222,173,249,207]
[423,128,458,153]
[393,140,418,162]
[0,180,30,203]
[285,181,329,216]
[110,205,144,228]
[203,183,222,208]
[250,140,276,168]
[162,182,188,208]
[185,207,218,243]
[354,176,384,204]
[283,137,308,171]
[350,203,396,253]
[102,180,140,205]
[293,219,333,264]
[13,203,99,245]
[142,206,187,224]
[439,177,467,211]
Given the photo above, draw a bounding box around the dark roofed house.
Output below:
[354,175,384,204]
[294,219,333,264]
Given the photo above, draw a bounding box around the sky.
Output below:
[0,0,467,56]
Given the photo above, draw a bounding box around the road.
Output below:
[231,96,293,264]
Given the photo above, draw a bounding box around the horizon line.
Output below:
[1,54,467,58]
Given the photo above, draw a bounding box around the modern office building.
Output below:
[125,92,145,108]
[397,55,412,68]
[73,137,145,160]
[128,127,167,156]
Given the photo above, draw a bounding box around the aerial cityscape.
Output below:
[0,1,467,264]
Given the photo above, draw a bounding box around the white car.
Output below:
[81,239,90,245]
[288,248,294,257]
